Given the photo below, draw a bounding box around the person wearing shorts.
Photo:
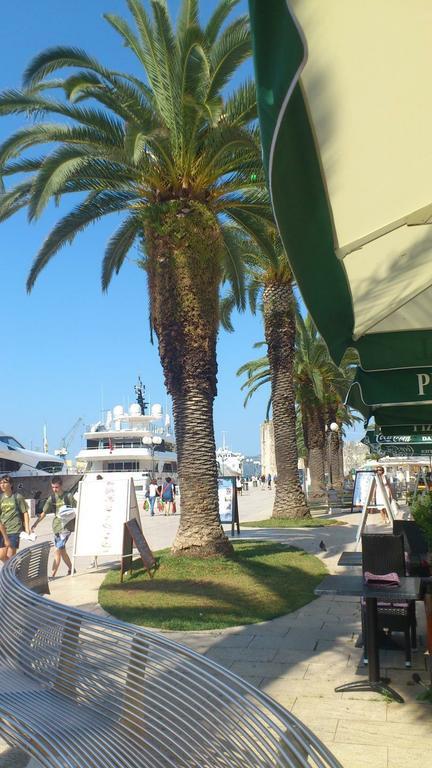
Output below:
[161,477,175,515]
[0,475,30,561]
[32,476,76,578]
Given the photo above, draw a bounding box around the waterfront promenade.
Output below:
[1,488,431,768]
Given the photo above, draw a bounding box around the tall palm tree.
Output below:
[294,313,358,502]
[225,235,309,518]
[0,0,273,556]
[239,312,357,504]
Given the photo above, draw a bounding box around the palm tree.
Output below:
[0,0,273,556]
[239,312,357,504]
[294,313,358,502]
[225,235,309,518]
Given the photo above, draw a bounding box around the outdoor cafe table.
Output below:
[315,575,421,702]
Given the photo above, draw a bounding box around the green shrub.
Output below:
[411,492,432,548]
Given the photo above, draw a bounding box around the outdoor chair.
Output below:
[0,543,342,768]
[392,520,430,576]
[361,533,416,667]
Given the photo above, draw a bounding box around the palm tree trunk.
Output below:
[303,405,326,503]
[144,201,232,556]
[327,409,343,489]
[330,428,343,489]
[171,389,230,555]
[263,281,309,518]
[338,438,345,482]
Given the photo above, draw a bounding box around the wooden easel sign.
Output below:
[121,519,158,582]
[218,477,240,536]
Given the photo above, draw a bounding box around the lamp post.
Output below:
[142,435,163,476]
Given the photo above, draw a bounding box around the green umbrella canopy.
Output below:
[363,428,432,458]
[249,0,432,369]
[380,424,432,436]
[347,366,432,427]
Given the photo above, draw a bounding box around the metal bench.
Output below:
[0,543,342,768]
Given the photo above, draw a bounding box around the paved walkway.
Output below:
[2,489,431,768]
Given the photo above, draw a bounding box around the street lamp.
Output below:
[142,435,163,475]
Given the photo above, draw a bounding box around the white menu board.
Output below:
[73,477,140,557]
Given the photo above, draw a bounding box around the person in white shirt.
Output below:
[148,479,159,516]
[375,467,392,524]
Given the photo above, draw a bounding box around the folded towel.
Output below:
[364,571,400,588]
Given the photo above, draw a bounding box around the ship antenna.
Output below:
[134,377,148,415]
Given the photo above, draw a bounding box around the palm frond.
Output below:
[204,0,240,46]
[220,225,247,310]
[219,293,237,332]
[177,0,199,39]
[23,46,112,87]
[223,79,257,126]
[0,181,33,222]
[102,214,142,290]
[207,16,251,100]
[26,191,138,291]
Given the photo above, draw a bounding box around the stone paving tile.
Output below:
[260,677,345,699]
[303,661,353,679]
[386,699,432,722]
[315,625,360,640]
[282,628,318,650]
[271,649,319,664]
[294,716,338,741]
[205,646,277,663]
[334,718,432,747]
[329,742,388,768]
[388,745,432,767]
[231,660,308,679]
[315,638,358,652]
[292,697,387,723]
[247,634,306,650]
[340,690,386,702]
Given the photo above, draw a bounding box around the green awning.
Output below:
[380,424,432,436]
[346,365,432,428]
[363,429,432,457]
[249,0,432,369]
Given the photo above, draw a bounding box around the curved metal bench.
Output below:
[0,543,342,768]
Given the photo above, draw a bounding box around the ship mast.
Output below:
[134,377,148,415]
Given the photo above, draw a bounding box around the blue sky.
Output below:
[0,0,363,460]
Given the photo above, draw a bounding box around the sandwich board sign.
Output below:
[218,477,240,535]
[121,518,157,582]
[72,477,140,568]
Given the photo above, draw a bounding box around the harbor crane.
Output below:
[55,417,84,458]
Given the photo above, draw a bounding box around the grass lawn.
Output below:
[99,541,327,631]
[244,517,346,528]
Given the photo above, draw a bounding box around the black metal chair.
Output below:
[392,520,430,576]
[361,533,416,667]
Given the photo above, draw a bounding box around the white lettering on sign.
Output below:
[417,373,431,396]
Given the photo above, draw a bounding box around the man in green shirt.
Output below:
[0,475,30,561]
[32,476,76,579]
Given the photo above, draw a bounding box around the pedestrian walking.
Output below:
[236,476,243,496]
[32,476,76,578]
[161,477,176,515]
[0,475,31,562]
[375,466,391,524]
[147,478,159,516]
[267,473,272,489]
[260,474,266,490]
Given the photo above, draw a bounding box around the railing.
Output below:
[0,543,342,768]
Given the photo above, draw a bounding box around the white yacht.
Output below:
[76,380,177,499]
[0,431,65,477]
[0,431,81,505]
[216,446,244,477]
